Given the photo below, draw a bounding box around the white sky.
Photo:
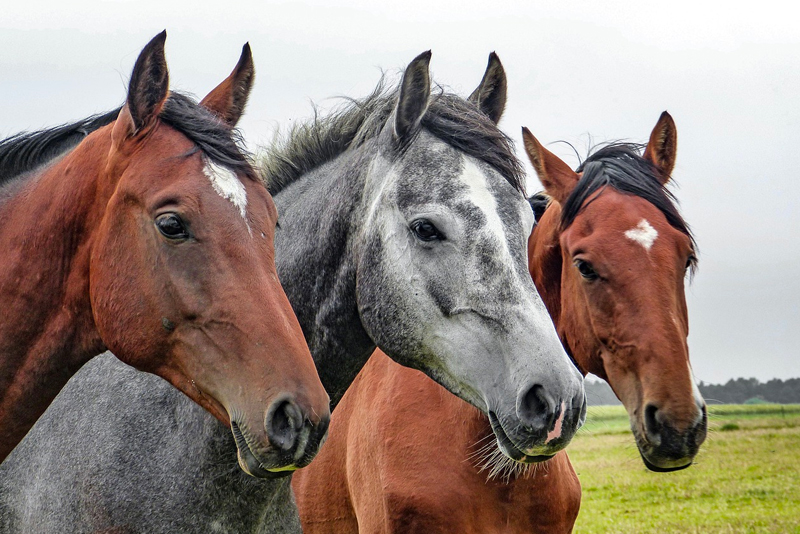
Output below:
[2,0,798,384]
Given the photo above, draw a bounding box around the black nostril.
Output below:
[518,384,556,430]
[644,403,662,444]
[266,398,303,452]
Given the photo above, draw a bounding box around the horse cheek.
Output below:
[89,210,164,370]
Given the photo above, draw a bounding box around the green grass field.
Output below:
[571,404,800,533]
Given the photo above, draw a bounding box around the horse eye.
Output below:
[575,259,599,281]
[411,219,444,242]
[155,213,189,240]
[686,254,697,270]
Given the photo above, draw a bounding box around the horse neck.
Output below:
[0,127,113,459]
[272,151,377,408]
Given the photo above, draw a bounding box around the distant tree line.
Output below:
[585,377,800,406]
[697,378,800,405]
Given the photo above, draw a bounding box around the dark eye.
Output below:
[411,219,444,242]
[686,254,697,270]
[575,259,599,281]
[155,213,189,240]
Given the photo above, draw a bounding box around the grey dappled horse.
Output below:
[0,53,585,533]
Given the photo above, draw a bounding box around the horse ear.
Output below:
[126,30,169,134]
[394,51,432,143]
[200,43,255,128]
[522,127,580,205]
[468,52,507,124]
[643,111,677,184]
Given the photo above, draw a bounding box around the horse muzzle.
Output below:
[488,391,585,464]
[635,402,707,472]
[230,397,330,478]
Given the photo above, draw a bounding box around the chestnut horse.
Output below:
[293,112,707,533]
[0,33,330,471]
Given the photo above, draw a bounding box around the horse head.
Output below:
[524,114,706,471]
[90,33,330,477]
[354,53,585,462]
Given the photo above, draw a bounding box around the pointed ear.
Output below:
[200,43,255,128]
[522,127,580,205]
[468,52,507,124]
[126,30,169,134]
[643,111,677,184]
[394,51,432,143]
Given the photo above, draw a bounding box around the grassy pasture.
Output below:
[571,404,800,533]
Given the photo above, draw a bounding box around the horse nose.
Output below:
[265,396,330,464]
[265,397,305,452]
[643,403,663,447]
[517,384,557,432]
[643,402,707,456]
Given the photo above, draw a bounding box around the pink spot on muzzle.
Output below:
[547,402,566,443]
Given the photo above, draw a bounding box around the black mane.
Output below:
[0,109,120,185]
[261,80,524,195]
[0,92,255,187]
[527,192,551,222]
[559,143,697,269]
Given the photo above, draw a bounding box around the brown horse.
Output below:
[293,112,706,533]
[0,32,330,473]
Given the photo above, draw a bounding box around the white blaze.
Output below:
[624,219,658,251]
[459,157,534,293]
[203,158,248,220]
[459,158,513,255]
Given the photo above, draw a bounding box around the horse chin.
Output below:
[632,428,695,472]
[488,411,556,464]
[639,451,693,472]
[515,450,556,465]
[230,421,298,479]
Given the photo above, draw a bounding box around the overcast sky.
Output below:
[2,0,798,384]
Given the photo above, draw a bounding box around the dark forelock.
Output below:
[561,143,697,269]
[158,93,256,180]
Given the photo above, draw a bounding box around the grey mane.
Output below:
[261,79,525,195]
